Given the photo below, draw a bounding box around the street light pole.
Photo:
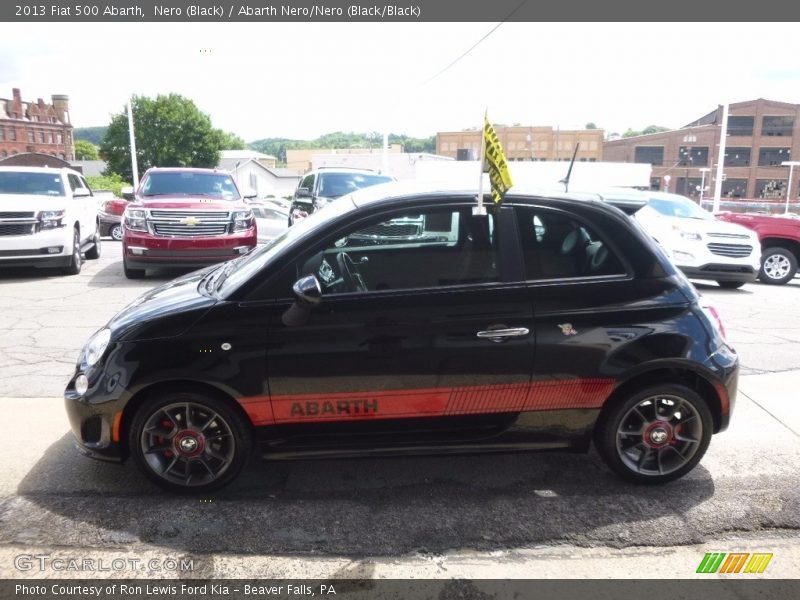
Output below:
[781,161,800,215]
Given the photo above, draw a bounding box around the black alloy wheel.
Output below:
[595,384,713,484]
[130,391,252,492]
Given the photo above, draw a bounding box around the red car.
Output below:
[122,168,257,279]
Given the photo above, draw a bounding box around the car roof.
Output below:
[144,167,230,175]
[0,165,82,176]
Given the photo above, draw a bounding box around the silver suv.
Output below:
[288,167,395,226]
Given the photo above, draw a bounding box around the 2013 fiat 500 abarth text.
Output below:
[65,183,738,492]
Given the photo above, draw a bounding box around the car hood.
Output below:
[0,194,69,211]
[108,266,219,342]
[637,210,759,239]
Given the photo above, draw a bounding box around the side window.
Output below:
[67,174,81,192]
[78,176,92,195]
[298,174,315,193]
[515,207,625,279]
[296,207,499,294]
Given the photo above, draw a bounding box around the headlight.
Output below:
[124,208,147,232]
[38,209,65,230]
[231,210,253,232]
[84,328,111,367]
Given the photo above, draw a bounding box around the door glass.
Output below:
[301,207,499,294]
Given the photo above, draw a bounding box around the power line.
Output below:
[419,0,529,87]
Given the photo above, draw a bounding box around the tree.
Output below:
[585,122,598,130]
[74,140,99,160]
[85,173,132,197]
[220,131,246,150]
[100,94,227,182]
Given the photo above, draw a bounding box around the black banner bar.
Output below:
[2,0,800,22]
[3,579,800,600]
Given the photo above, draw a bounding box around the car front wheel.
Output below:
[759,247,797,285]
[63,227,82,275]
[595,384,713,484]
[129,390,252,493]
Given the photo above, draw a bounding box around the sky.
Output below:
[2,22,800,142]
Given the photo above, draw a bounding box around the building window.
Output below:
[678,146,709,167]
[57,134,63,144]
[762,116,794,136]
[721,178,748,198]
[650,177,661,190]
[27,130,34,143]
[724,147,751,167]
[48,132,53,144]
[38,130,45,143]
[0,127,4,141]
[634,146,664,165]
[676,177,703,197]
[758,147,791,166]
[9,128,16,141]
[728,116,754,136]
[756,179,787,199]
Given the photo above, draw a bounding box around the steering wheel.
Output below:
[336,252,367,292]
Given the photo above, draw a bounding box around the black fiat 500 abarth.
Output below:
[65,183,738,492]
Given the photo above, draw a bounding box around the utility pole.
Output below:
[712,103,729,214]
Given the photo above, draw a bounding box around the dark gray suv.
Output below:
[288,167,395,226]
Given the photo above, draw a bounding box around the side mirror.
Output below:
[243,187,258,199]
[295,187,312,199]
[121,186,135,201]
[281,275,322,326]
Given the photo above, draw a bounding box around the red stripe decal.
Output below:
[238,378,615,426]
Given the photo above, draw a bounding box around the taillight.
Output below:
[104,200,127,216]
[700,303,727,342]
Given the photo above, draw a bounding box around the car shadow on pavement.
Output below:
[12,433,716,556]
[86,260,195,288]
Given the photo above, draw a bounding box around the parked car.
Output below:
[121,168,257,279]
[66,183,737,492]
[97,193,128,241]
[598,189,761,289]
[250,203,288,243]
[0,166,101,275]
[716,212,800,285]
[289,167,395,225]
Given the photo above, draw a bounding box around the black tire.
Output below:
[123,258,145,279]
[129,389,253,493]
[759,247,797,285]
[63,227,82,275]
[717,281,744,289]
[85,232,101,260]
[110,224,123,241]
[594,383,713,484]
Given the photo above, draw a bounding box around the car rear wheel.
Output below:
[717,281,744,289]
[123,258,145,279]
[129,390,252,493]
[63,227,82,275]
[110,224,123,241]
[595,384,713,484]
[759,247,797,285]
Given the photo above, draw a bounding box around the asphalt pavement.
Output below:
[0,243,798,578]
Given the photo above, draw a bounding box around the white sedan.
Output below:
[251,204,288,244]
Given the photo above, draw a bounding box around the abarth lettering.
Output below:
[290,399,379,417]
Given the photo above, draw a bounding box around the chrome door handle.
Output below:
[476,327,530,342]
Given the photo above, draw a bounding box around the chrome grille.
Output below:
[0,223,35,236]
[153,223,229,237]
[707,243,753,258]
[0,211,35,219]
[148,210,231,237]
[708,232,749,240]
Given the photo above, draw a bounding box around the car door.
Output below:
[67,173,93,242]
[259,201,535,452]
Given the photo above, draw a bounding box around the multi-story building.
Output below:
[436,126,604,163]
[603,99,800,201]
[287,145,403,173]
[0,88,74,161]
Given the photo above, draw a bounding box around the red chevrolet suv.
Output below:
[122,168,257,279]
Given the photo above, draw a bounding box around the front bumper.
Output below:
[0,227,72,266]
[680,263,758,283]
[123,228,256,269]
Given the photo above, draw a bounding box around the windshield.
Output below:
[215,197,357,296]
[0,172,66,196]
[141,171,241,200]
[647,196,714,220]
[317,172,394,199]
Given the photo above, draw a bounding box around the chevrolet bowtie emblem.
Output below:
[181,216,201,226]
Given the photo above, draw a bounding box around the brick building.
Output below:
[603,99,800,201]
[436,126,604,162]
[0,88,74,161]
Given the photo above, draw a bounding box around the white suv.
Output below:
[0,166,101,275]
[599,190,761,289]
